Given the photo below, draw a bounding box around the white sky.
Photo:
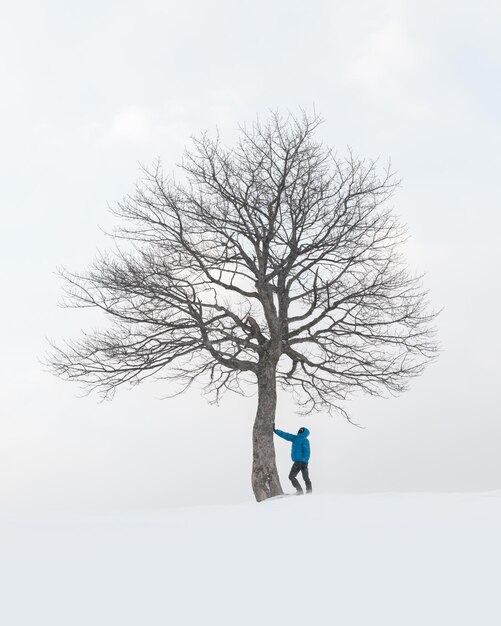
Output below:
[1,0,500,511]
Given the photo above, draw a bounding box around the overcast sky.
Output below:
[1,0,500,511]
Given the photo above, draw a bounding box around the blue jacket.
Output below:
[274,428,311,463]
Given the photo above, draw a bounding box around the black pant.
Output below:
[289,462,312,493]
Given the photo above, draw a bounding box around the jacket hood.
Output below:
[297,428,310,438]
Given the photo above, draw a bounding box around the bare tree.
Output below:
[48,112,438,502]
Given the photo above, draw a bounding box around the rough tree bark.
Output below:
[252,356,283,501]
[46,111,438,502]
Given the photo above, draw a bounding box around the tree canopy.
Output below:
[49,112,437,420]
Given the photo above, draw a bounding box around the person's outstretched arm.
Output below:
[274,429,295,442]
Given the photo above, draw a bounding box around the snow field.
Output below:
[1,492,500,625]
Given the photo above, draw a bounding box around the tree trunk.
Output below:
[252,359,284,501]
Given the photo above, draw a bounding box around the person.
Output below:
[274,426,312,494]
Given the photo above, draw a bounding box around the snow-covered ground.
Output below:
[1,492,500,625]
